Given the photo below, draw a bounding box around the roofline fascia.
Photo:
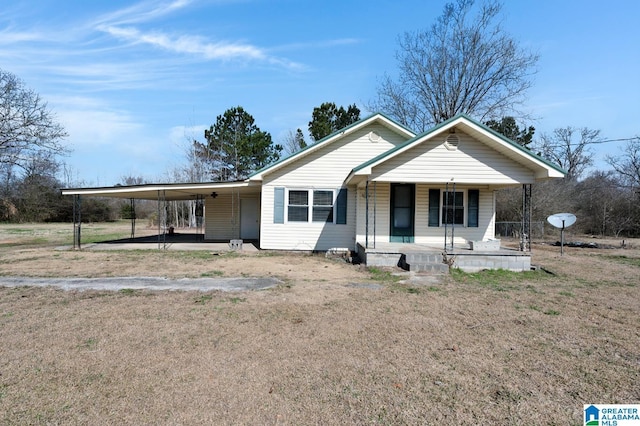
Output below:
[456,113,567,175]
[351,113,567,177]
[60,180,255,196]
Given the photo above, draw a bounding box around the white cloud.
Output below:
[0,28,44,44]
[100,25,266,61]
[91,0,302,69]
[92,0,194,27]
[169,124,207,147]
[52,96,142,149]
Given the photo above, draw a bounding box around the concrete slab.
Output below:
[0,276,280,292]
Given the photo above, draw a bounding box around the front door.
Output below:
[240,198,259,240]
[390,183,414,242]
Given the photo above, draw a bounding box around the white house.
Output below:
[62,113,565,271]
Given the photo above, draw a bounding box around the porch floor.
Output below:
[357,241,531,272]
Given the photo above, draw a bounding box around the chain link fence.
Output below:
[495,221,545,239]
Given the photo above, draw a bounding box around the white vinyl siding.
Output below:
[204,193,261,241]
[265,124,405,186]
[356,184,494,246]
[262,186,357,251]
[356,182,391,245]
[370,131,536,185]
[261,124,406,251]
[204,193,240,240]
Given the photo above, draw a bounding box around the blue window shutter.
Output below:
[428,189,440,227]
[336,188,347,225]
[468,189,479,227]
[274,187,284,224]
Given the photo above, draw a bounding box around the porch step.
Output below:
[400,252,450,273]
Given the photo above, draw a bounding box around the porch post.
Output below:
[451,182,456,251]
[72,194,82,250]
[521,184,532,252]
[373,181,377,249]
[444,182,452,252]
[365,180,369,249]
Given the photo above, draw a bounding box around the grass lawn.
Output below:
[0,222,638,424]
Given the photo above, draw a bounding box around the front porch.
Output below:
[357,241,531,273]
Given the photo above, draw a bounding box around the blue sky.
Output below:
[1,0,639,186]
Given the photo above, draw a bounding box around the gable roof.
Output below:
[348,113,566,181]
[247,112,415,181]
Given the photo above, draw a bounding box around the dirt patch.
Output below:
[0,223,639,424]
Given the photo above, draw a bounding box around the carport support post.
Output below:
[73,194,82,250]
[157,190,167,250]
[196,195,204,241]
[521,184,532,252]
[129,198,136,240]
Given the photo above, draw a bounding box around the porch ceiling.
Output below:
[61,181,261,201]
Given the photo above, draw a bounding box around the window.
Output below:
[288,190,308,222]
[428,188,479,227]
[313,190,333,222]
[275,187,347,225]
[442,191,464,225]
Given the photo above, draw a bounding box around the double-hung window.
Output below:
[428,188,479,227]
[288,190,309,222]
[287,189,334,223]
[275,187,347,225]
[312,190,334,222]
[442,191,464,225]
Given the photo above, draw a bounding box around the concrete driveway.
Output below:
[0,276,280,292]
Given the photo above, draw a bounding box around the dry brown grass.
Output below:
[1,223,639,424]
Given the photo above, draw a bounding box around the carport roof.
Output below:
[61,180,261,201]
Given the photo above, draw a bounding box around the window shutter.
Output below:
[468,189,479,228]
[428,189,440,227]
[336,188,347,225]
[274,187,284,224]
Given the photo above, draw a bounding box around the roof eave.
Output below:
[352,113,567,179]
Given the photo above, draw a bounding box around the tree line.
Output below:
[1,0,638,237]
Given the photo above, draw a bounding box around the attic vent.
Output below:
[444,134,460,151]
[369,131,381,143]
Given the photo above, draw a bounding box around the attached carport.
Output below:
[61,181,263,249]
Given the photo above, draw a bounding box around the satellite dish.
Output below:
[547,213,577,256]
[547,213,576,229]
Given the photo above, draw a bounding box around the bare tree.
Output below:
[537,127,599,181]
[119,175,147,186]
[281,129,307,157]
[0,69,68,171]
[606,137,640,189]
[369,0,538,132]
